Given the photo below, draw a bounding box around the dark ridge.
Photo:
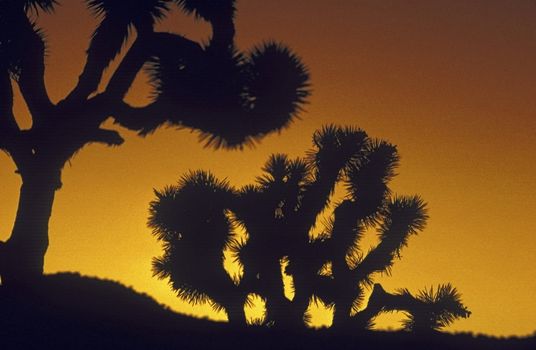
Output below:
[1,272,535,350]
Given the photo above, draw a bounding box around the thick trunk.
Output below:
[263,260,293,328]
[331,264,357,328]
[287,262,313,329]
[332,297,354,328]
[225,300,247,326]
[0,171,60,287]
[219,285,247,326]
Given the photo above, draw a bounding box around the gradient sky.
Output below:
[1,0,535,336]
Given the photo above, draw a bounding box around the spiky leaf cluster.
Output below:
[150,171,240,313]
[145,41,310,148]
[150,126,469,330]
[174,0,236,21]
[87,0,170,19]
[0,3,46,80]
[0,0,58,14]
[399,284,471,331]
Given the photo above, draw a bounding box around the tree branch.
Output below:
[0,69,19,137]
[176,0,236,50]
[64,15,131,104]
[112,100,165,134]
[14,11,54,125]
[105,32,203,101]
[88,128,124,146]
[0,68,31,172]
[292,128,368,245]
[103,36,148,101]
[103,33,203,132]
[351,283,470,331]
[350,284,397,328]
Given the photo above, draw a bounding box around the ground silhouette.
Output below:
[1,272,534,349]
[0,0,309,286]
[149,125,470,331]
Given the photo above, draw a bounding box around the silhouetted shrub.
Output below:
[150,125,470,330]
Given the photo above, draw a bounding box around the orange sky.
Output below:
[1,0,536,336]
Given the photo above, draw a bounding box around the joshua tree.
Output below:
[0,0,309,286]
[150,125,470,329]
[149,171,248,324]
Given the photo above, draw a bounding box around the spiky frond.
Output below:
[67,0,172,102]
[350,286,366,315]
[328,200,367,268]
[87,0,169,23]
[288,158,311,186]
[345,140,399,221]
[174,0,236,21]
[307,125,367,205]
[231,184,262,231]
[257,154,291,188]
[352,283,470,332]
[311,124,367,149]
[255,154,308,200]
[287,125,367,239]
[85,14,130,73]
[353,196,427,280]
[377,196,428,247]
[244,42,310,133]
[345,241,365,271]
[145,46,245,146]
[0,5,53,123]
[148,170,235,242]
[226,234,247,265]
[0,0,57,14]
[0,16,19,78]
[23,0,58,13]
[0,7,45,80]
[196,42,310,148]
[150,171,240,312]
[400,284,471,331]
[144,41,310,149]
[85,0,170,69]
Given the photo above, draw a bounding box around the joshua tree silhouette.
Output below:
[0,0,309,286]
[149,171,248,324]
[150,125,470,330]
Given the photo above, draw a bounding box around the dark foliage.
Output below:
[0,0,309,286]
[150,125,470,330]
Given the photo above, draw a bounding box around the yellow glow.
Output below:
[244,294,267,325]
[306,298,333,329]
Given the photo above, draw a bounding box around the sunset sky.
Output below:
[1,0,535,337]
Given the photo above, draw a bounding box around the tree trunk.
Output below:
[331,267,357,328]
[0,171,60,287]
[225,301,247,326]
[332,298,353,328]
[263,260,293,328]
[287,266,312,329]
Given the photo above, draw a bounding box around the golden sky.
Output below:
[1,0,536,336]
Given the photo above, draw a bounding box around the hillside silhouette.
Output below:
[1,273,535,349]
